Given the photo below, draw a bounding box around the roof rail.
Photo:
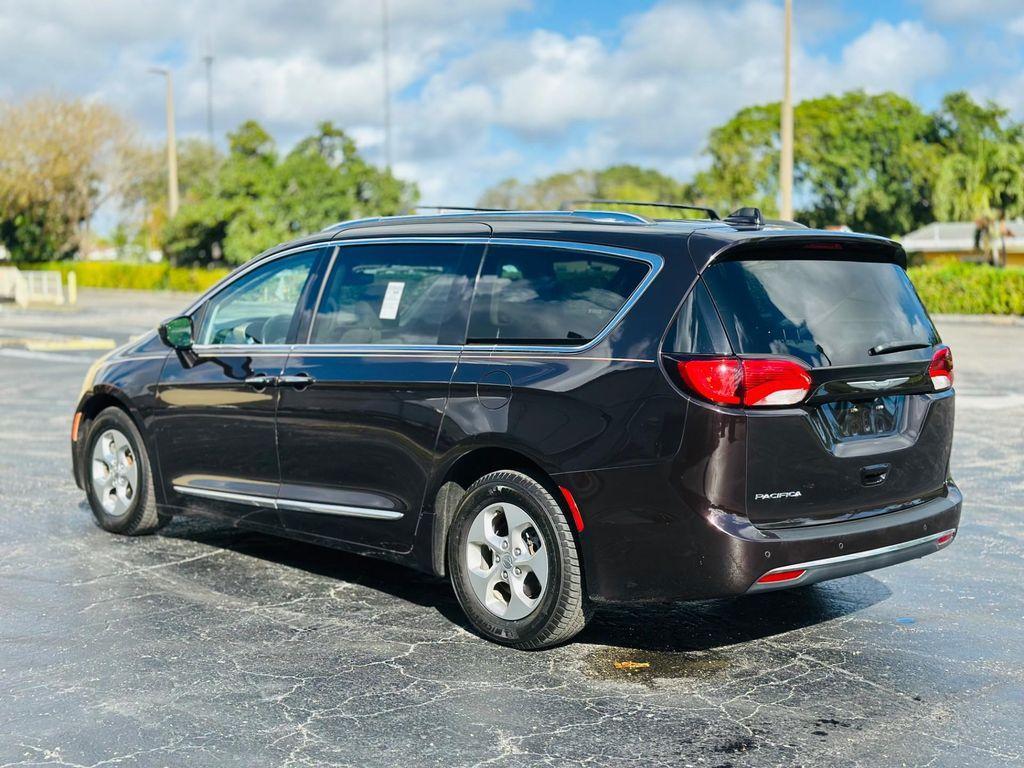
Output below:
[565,199,720,220]
[322,209,651,232]
[415,205,507,213]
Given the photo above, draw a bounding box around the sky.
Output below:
[2,0,1023,209]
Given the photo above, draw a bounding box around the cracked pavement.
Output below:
[0,293,1022,767]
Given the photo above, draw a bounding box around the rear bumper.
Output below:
[746,525,956,593]
[561,461,962,603]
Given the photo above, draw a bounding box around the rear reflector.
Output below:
[929,345,954,391]
[936,530,956,546]
[756,568,807,584]
[672,357,812,407]
[559,486,585,533]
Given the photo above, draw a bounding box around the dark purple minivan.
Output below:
[72,207,960,648]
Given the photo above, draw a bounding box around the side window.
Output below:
[197,249,320,345]
[310,243,466,345]
[467,245,649,345]
[664,279,732,355]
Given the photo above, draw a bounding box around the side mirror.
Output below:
[159,315,194,350]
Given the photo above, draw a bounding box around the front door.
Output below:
[152,246,329,526]
[274,239,482,552]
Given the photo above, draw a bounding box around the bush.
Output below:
[908,263,1024,316]
[26,261,229,293]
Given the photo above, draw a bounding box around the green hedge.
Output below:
[18,260,1024,316]
[908,263,1024,316]
[28,261,230,293]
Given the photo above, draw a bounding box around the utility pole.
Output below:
[381,0,393,171]
[779,0,794,220]
[149,67,180,217]
[203,41,215,146]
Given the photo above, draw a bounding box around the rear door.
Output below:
[700,245,953,527]
[273,239,481,552]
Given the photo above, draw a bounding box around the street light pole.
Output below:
[381,0,393,171]
[779,0,794,220]
[149,67,180,217]
[203,46,215,147]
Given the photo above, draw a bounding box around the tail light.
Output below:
[670,357,812,407]
[928,345,953,391]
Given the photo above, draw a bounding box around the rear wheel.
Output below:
[84,407,168,535]
[447,470,589,649]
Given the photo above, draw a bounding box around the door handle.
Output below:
[278,373,315,390]
[244,374,277,389]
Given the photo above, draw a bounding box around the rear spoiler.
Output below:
[687,230,907,273]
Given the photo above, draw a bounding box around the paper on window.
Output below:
[379,281,405,320]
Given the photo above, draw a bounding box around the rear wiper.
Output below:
[868,340,931,356]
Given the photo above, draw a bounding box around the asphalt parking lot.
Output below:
[1,292,1021,767]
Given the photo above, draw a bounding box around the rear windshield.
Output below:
[702,258,938,367]
[467,245,649,345]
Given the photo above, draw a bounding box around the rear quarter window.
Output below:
[467,245,649,345]
[702,257,939,367]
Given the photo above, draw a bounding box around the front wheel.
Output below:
[83,407,169,535]
[447,470,589,649]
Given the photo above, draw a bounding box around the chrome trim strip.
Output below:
[191,344,292,358]
[760,528,957,578]
[172,485,276,508]
[172,484,404,521]
[276,498,404,520]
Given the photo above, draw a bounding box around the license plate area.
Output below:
[818,395,905,441]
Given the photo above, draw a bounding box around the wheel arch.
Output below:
[425,445,574,578]
[74,388,151,491]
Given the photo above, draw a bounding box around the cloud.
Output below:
[0,0,962,210]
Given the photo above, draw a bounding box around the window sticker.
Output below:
[379,281,405,320]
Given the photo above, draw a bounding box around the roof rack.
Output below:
[322,208,651,233]
[414,205,508,213]
[565,199,721,220]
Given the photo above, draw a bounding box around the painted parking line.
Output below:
[0,335,115,352]
[0,348,95,364]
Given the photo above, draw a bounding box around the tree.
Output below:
[694,91,941,236]
[120,138,222,253]
[932,92,1024,222]
[478,164,694,216]
[164,121,416,266]
[0,95,136,261]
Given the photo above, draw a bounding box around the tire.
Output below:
[447,470,590,649]
[83,406,169,536]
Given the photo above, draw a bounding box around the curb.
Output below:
[932,313,1024,327]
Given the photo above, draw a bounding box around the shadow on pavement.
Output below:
[155,512,891,653]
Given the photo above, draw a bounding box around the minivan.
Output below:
[72,207,961,648]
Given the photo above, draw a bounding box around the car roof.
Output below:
[256,210,902,270]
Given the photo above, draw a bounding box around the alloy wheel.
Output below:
[90,428,139,518]
[465,501,549,620]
